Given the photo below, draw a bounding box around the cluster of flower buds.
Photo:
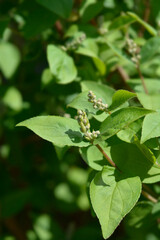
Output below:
[126,38,141,66]
[65,33,86,50]
[88,91,108,112]
[77,109,100,141]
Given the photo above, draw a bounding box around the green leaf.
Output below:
[67,91,98,114]
[80,0,103,23]
[137,93,160,110]
[99,107,154,140]
[117,119,142,143]
[17,116,90,147]
[141,110,160,143]
[127,79,160,94]
[106,41,133,64]
[33,214,64,240]
[111,143,160,183]
[124,202,154,238]
[80,144,110,171]
[133,136,156,164]
[81,81,115,101]
[109,90,136,111]
[127,12,157,36]
[1,189,31,218]
[76,43,106,75]
[140,37,160,63]
[19,1,57,38]
[68,81,115,121]
[0,17,9,36]
[90,166,141,239]
[109,14,136,30]
[0,42,20,78]
[47,45,77,84]
[36,0,73,18]
[3,87,23,111]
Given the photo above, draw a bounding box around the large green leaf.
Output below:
[36,0,73,18]
[90,166,141,239]
[109,90,136,111]
[140,37,160,63]
[47,45,77,84]
[99,107,154,140]
[141,110,160,143]
[111,143,160,183]
[0,42,21,78]
[17,116,90,147]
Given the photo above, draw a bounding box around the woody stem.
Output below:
[96,144,121,172]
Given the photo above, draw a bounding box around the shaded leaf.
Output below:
[36,0,73,18]
[80,0,103,23]
[134,136,156,164]
[76,45,106,75]
[111,143,160,183]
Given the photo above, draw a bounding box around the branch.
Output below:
[96,144,121,172]
[137,65,148,94]
[117,66,134,92]
[138,0,151,37]
[142,190,158,203]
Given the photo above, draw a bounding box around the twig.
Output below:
[117,66,134,92]
[142,183,158,199]
[137,65,148,94]
[96,144,121,172]
[55,20,64,37]
[142,190,158,203]
[138,0,151,37]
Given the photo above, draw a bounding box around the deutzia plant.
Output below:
[17,86,160,239]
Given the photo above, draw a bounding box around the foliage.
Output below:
[1,0,160,239]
